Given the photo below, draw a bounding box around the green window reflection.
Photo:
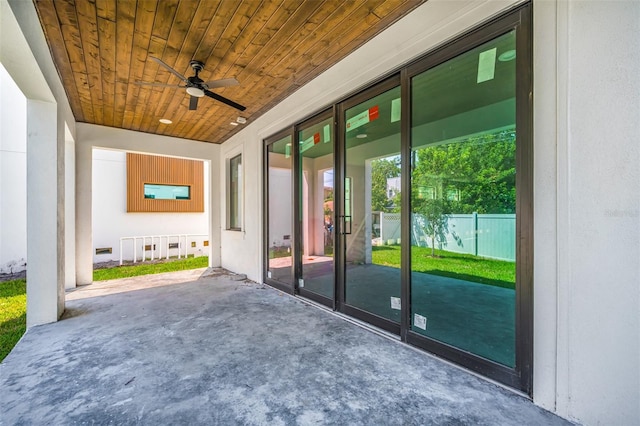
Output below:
[267,135,294,285]
[410,31,517,367]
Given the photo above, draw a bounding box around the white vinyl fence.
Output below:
[118,234,209,265]
[379,212,515,262]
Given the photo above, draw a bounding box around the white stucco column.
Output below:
[26,99,65,326]
[64,128,76,289]
[209,158,221,267]
[75,140,93,285]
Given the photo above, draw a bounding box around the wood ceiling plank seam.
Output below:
[224,0,324,94]
[169,0,258,139]
[199,0,338,124]
[95,0,116,22]
[161,3,249,136]
[175,0,279,139]
[33,0,86,122]
[219,0,303,85]
[269,0,381,80]
[97,15,117,126]
[209,0,276,79]
[262,0,363,80]
[146,0,223,136]
[123,35,166,129]
[75,0,105,124]
[279,2,388,86]
[189,0,419,143]
[112,0,139,129]
[294,1,424,87]
[131,0,201,131]
[123,0,158,130]
[232,0,413,128]
[54,0,97,123]
[150,1,228,136]
[185,0,319,141]
[188,0,353,142]
[123,0,179,129]
[138,2,218,133]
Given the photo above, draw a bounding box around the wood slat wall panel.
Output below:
[127,153,204,213]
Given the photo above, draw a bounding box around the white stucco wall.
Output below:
[0,63,27,274]
[91,148,210,264]
[534,2,639,424]
[77,124,221,273]
[219,0,639,425]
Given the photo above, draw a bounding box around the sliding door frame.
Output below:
[263,128,296,295]
[336,74,402,336]
[402,4,532,393]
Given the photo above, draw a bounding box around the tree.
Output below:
[370,157,400,212]
[412,131,516,215]
[415,198,450,257]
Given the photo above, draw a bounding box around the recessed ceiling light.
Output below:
[498,50,516,62]
[356,134,368,139]
[159,118,172,124]
[230,122,239,126]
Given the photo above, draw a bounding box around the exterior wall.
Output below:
[92,148,209,263]
[219,0,640,425]
[0,64,27,274]
[77,124,221,272]
[534,1,640,424]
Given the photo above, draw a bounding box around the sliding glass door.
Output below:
[264,131,294,293]
[297,112,335,305]
[338,79,402,333]
[263,5,532,393]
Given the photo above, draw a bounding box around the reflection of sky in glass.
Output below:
[144,184,190,199]
[323,169,333,188]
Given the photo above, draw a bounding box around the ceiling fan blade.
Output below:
[149,56,188,83]
[203,78,240,89]
[204,90,246,111]
[189,95,198,111]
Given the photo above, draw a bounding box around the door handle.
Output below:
[341,215,352,235]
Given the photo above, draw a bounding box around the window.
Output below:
[229,154,242,229]
[143,184,190,200]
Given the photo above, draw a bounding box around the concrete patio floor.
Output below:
[0,269,572,425]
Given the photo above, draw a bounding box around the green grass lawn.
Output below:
[94,255,209,281]
[0,279,27,362]
[0,256,209,363]
[373,245,515,289]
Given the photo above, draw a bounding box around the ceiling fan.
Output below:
[136,57,246,111]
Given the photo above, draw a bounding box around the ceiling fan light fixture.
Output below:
[186,87,205,97]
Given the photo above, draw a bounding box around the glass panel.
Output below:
[344,86,402,323]
[299,117,334,299]
[267,136,294,285]
[143,184,190,200]
[230,154,242,229]
[410,31,517,367]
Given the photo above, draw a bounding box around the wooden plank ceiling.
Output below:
[34,0,425,144]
